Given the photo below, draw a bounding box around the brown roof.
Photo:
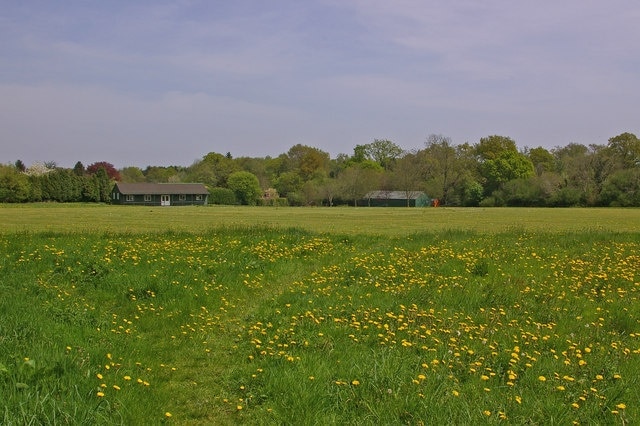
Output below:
[114,182,209,195]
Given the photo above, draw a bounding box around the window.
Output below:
[195,195,202,201]
[126,195,135,202]
[179,194,186,201]
[144,194,151,202]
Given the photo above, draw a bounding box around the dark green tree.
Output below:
[481,150,535,195]
[227,171,261,205]
[0,164,30,202]
[73,161,85,176]
[607,132,640,169]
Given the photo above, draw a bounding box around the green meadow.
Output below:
[1,205,639,424]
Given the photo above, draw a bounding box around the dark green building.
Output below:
[363,190,431,207]
[111,183,209,206]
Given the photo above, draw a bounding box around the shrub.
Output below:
[209,187,237,205]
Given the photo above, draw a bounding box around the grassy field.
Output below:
[1,204,639,234]
[1,205,639,424]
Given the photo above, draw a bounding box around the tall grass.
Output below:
[2,225,639,424]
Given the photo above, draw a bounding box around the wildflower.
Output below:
[483,410,491,416]
[237,405,243,411]
[556,386,565,391]
[515,396,522,404]
[124,375,131,381]
[113,385,121,391]
[96,373,103,380]
[165,412,172,418]
[616,403,626,410]
[97,391,105,397]
[538,376,547,382]
[452,390,459,397]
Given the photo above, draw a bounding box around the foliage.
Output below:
[4,132,640,207]
[481,150,535,196]
[209,187,237,205]
[0,165,30,202]
[599,169,640,206]
[86,161,121,181]
[227,171,262,205]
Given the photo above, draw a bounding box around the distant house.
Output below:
[111,183,209,206]
[363,190,431,207]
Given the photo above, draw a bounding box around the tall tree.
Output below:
[475,135,518,161]
[14,160,26,172]
[607,132,640,169]
[337,165,381,206]
[227,171,262,205]
[527,147,555,176]
[87,162,121,181]
[0,164,30,202]
[392,152,424,206]
[481,150,534,196]
[285,144,330,181]
[119,166,146,183]
[73,161,85,176]
[418,134,464,205]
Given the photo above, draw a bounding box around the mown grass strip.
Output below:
[1,204,639,235]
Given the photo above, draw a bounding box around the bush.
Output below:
[209,187,237,205]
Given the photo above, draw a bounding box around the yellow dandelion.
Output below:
[124,375,131,381]
[113,385,121,391]
[616,403,626,410]
[572,403,580,409]
[97,391,105,397]
[483,410,491,416]
[452,390,460,397]
[237,405,243,411]
[515,396,522,404]
[557,386,565,391]
[481,375,490,381]
[165,412,172,418]
[538,376,547,382]
[96,373,103,380]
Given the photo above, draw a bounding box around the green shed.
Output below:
[363,190,431,207]
[111,183,209,206]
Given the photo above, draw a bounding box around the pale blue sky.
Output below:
[2,0,639,168]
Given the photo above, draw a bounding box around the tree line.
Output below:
[2,132,639,206]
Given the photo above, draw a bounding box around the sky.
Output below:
[2,0,639,169]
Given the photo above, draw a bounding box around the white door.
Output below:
[161,194,171,206]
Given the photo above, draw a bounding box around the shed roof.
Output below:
[114,182,209,195]
[365,190,426,200]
